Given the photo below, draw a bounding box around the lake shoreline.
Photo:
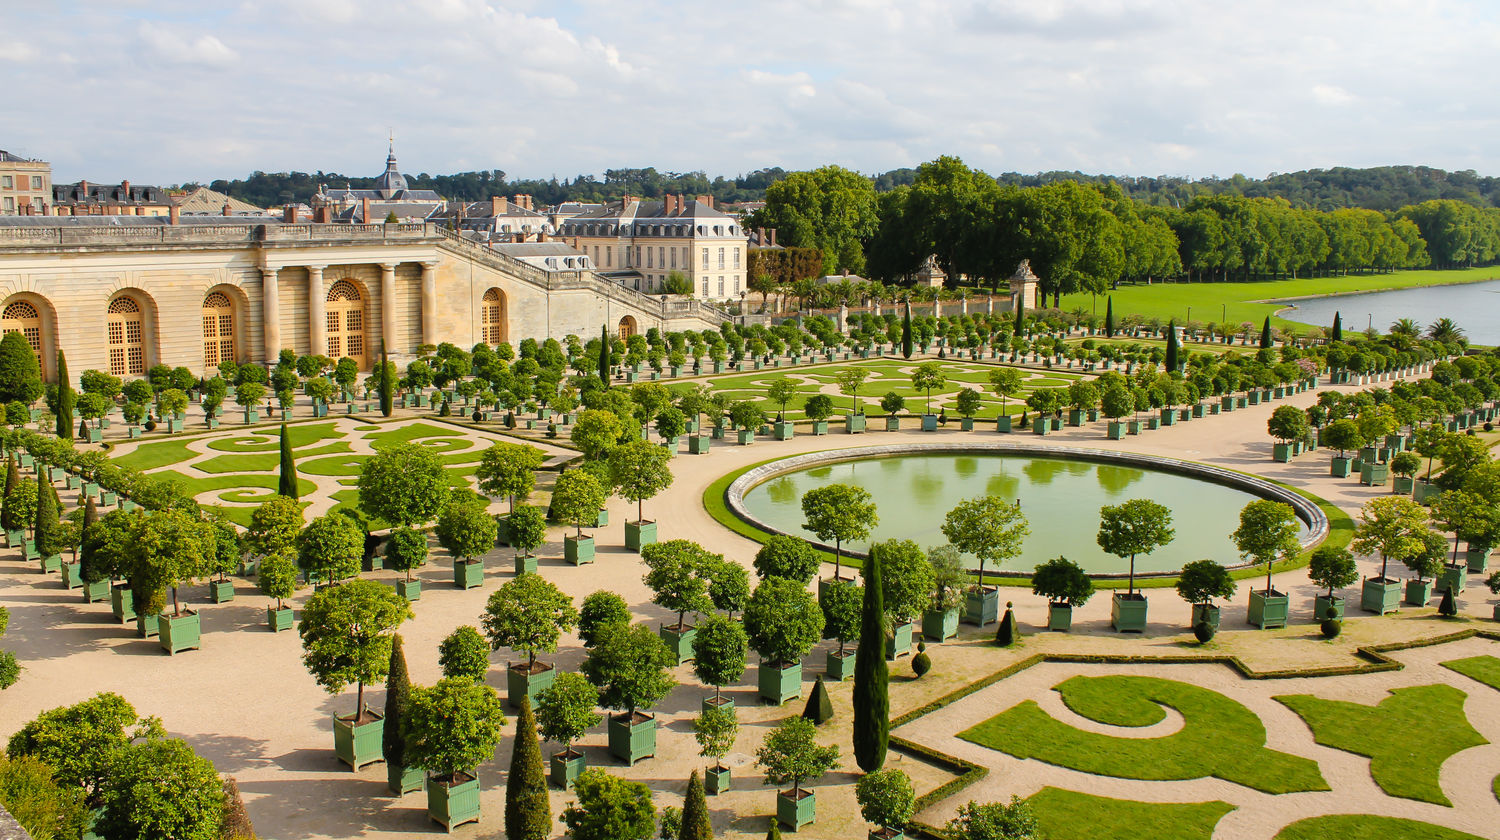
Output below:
[1262,273,1498,313]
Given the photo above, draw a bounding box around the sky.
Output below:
[5,0,1498,186]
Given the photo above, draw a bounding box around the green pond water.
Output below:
[741,453,1307,575]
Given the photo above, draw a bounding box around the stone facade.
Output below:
[0,150,51,216]
[560,195,748,302]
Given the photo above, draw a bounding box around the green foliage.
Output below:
[0,753,88,840]
[296,512,364,584]
[1267,404,1311,443]
[277,424,298,499]
[383,634,412,767]
[641,539,716,625]
[536,672,601,751]
[507,504,547,558]
[356,442,448,527]
[246,495,304,558]
[0,331,43,405]
[298,578,412,715]
[257,550,298,608]
[678,770,712,840]
[912,649,932,677]
[1308,545,1359,597]
[1030,556,1095,606]
[571,408,625,460]
[744,577,825,663]
[439,625,491,681]
[1174,559,1236,605]
[383,526,429,581]
[131,508,216,616]
[855,768,915,831]
[610,438,674,521]
[561,769,657,840]
[578,590,631,647]
[854,543,890,772]
[867,538,933,625]
[753,534,820,584]
[474,441,545,509]
[801,482,877,576]
[802,675,834,725]
[435,493,498,563]
[693,705,739,765]
[53,351,73,441]
[552,469,607,534]
[1321,418,1363,456]
[580,622,677,714]
[32,471,60,557]
[691,614,747,696]
[7,692,162,804]
[910,361,947,414]
[505,696,550,840]
[403,677,506,779]
[755,164,879,275]
[755,716,840,794]
[96,737,225,840]
[942,496,1029,585]
[1352,495,1431,579]
[482,573,578,668]
[1097,498,1175,592]
[820,579,862,652]
[1,459,35,533]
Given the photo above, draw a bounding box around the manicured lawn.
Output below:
[1058,266,1497,331]
[194,441,353,474]
[1441,655,1500,691]
[366,421,463,449]
[1026,787,1233,840]
[1276,684,1486,805]
[1273,815,1484,840]
[205,422,344,452]
[960,674,1327,794]
[110,439,198,471]
[299,455,369,477]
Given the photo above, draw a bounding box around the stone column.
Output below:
[261,266,280,363]
[307,265,326,358]
[420,261,438,347]
[380,262,398,355]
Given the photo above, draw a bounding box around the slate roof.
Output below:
[53,182,173,206]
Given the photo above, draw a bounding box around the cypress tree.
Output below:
[382,634,411,777]
[679,769,712,840]
[1105,297,1114,338]
[1331,311,1343,342]
[277,424,299,499]
[55,350,73,441]
[901,302,913,359]
[505,695,550,840]
[598,325,612,386]
[802,675,834,725]
[1260,316,1273,349]
[1014,295,1025,336]
[1,455,18,533]
[1165,319,1179,373]
[378,340,394,417]
[853,543,889,772]
[33,470,58,557]
[995,602,1017,646]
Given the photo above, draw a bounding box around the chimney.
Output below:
[135,206,145,216]
[623,194,635,206]
[757,227,765,246]
[663,194,675,215]
[315,205,331,224]
[492,196,503,216]
[223,202,232,216]
[79,179,88,195]
[769,228,777,246]
[523,194,533,210]
[168,204,180,225]
[361,196,371,223]
[283,205,297,223]
[696,194,714,209]
[121,179,131,198]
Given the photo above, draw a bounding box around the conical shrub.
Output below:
[679,769,713,840]
[802,675,833,725]
[505,695,550,840]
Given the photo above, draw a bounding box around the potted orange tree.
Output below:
[1098,499,1174,633]
[1309,545,1357,621]
[1031,555,1093,631]
[403,677,505,831]
[1232,500,1301,629]
[581,622,676,766]
[942,496,1029,628]
[483,573,578,708]
[745,576,825,704]
[756,716,840,831]
[535,672,600,790]
[1174,559,1235,633]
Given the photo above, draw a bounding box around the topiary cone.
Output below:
[995,602,1017,647]
[802,675,833,725]
[1438,585,1457,618]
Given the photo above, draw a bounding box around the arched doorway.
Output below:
[106,295,146,377]
[202,291,235,371]
[480,288,507,345]
[618,315,638,341]
[325,280,367,368]
[1,299,46,377]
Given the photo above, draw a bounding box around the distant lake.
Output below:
[1276,278,1500,345]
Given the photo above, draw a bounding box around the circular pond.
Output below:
[729,443,1325,578]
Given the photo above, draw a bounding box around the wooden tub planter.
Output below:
[332,710,385,771]
[1405,578,1433,607]
[737,428,756,445]
[514,553,538,575]
[453,559,483,590]
[922,608,959,642]
[1145,417,1161,431]
[267,605,294,632]
[1048,602,1073,631]
[1159,409,1177,426]
[826,648,856,682]
[565,535,595,566]
[1032,418,1050,436]
[777,789,816,831]
[39,553,61,574]
[135,613,159,639]
[61,560,82,589]
[1360,461,1389,487]
[507,661,556,709]
[1436,563,1468,596]
[1361,577,1402,614]
[660,623,696,666]
[1392,475,1415,495]
[395,578,422,602]
[427,772,481,831]
[870,829,907,840]
[1467,547,1491,574]
[607,711,657,766]
[159,610,201,654]
[846,413,867,434]
[759,659,803,705]
[1111,592,1149,633]
[594,508,609,528]
[1272,443,1294,463]
[1313,594,1345,621]
[705,763,732,795]
[964,587,999,627]
[960,417,975,431]
[1126,420,1144,435]
[81,577,110,603]
[550,749,586,790]
[885,415,902,431]
[773,420,796,441]
[1330,456,1353,478]
[688,435,712,454]
[885,621,915,660]
[1107,421,1127,440]
[812,420,830,435]
[111,583,136,623]
[209,579,235,603]
[387,762,425,795]
[625,520,658,551]
[1247,590,1289,629]
[1190,603,1221,632]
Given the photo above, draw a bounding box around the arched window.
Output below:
[1,300,43,372]
[202,292,234,370]
[618,315,637,340]
[106,296,145,376]
[481,288,506,345]
[325,280,366,367]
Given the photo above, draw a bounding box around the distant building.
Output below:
[545,202,604,230]
[0,150,51,215]
[310,144,446,223]
[433,195,549,242]
[560,194,748,301]
[52,179,173,216]
[815,269,868,286]
[491,241,595,273]
[173,186,265,216]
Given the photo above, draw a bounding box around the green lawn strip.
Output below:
[1273,814,1485,840]
[299,455,369,476]
[156,470,317,501]
[110,439,200,471]
[959,674,1327,794]
[205,422,343,452]
[1026,787,1233,840]
[193,441,354,474]
[365,421,465,449]
[1440,655,1500,691]
[1058,266,1498,331]
[1275,684,1486,805]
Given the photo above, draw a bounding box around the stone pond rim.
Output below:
[721,441,1331,581]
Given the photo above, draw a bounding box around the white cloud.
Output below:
[136,22,239,66]
[1312,85,1356,106]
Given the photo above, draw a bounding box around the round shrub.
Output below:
[1192,621,1215,644]
[911,650,931,678]
[1320,618,1342,639]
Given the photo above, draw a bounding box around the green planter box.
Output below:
[453,559,483,590]
[1360,461,1389,487]
[607,713,657,765]
[1247,590,1289,629]
[267,606,294,632]
[111,583,136,623]
[959,417,975,431]
[996,415,1012,433]
[1192,404,1207,418]
[846,413,867,434]
[1048,601,1073,631]
[1050,417,1063,431]
[59,559,80,587]
[4,528,22,548]
[507,662,556,708]
[1331,457,1353,478]
[1413,480,1438,504]
[737,429,755,445]
[921,414,939,432]
[550,750,586,790]
[759,660,803,705]
[1033,418,1050,436]
[333,712,385,771]
[1361,578,1402,614]
[688,435,712,454]
[565,535,595,565]
[159,611,201,654]
[1107,421,1127,439]
[1145,417,1161,431]
[389,763,425,795]
[1392,475,1415,495]
[1467,547,1490,574]
[209,580,235,603]
[777,790,816,831]
[243,408,259,423]
[963,587,1001,628]
[1405,578,1433,607]
[1313,594,1345,621]
[1126,420,1143,435]
[1272,443,1293,462]
[625,520,657,551]
[594,508,609,527]
[81,577,110,603]
[396,578,422,601]
[885,416,901,431]
[885,621,915,660]
[705,764,731,795]
[1190,603,1221,631]
[1436,563,1467,596]
[812,420,830,435]
[1111,593,1148,633]
[922,607,959,642]
[1160,409,1177,426]
[426,773,481,831]
[773,420,795,440]
[660,624,696,666]
[711,424,726,440]
[1247,392,1261,406]
[135,613,159,638]
[825,649,856,682]
[1067,409,1085,427]
[515,553,538,575]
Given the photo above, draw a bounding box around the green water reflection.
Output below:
[741,453,1303,575]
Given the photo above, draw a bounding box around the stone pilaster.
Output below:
[261,266,280,363]
[380,262,398,355]
[308,264,326,359]
[420,260,438,347]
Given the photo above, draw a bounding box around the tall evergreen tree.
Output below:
[1331,311,1343,342]
[1260,316,1273,349]
[598,325,612,386]
[277,424,299,499]
[1165,319,1180,373]
[505,695,550,840]
[378,340,394,417]
[2,455,16,524]
[853,543,889,772]
[33,470,59,557]
[901,302,913,360]
[1104,297,1114,338]
[678,769,712,840]
[382,634,411,775]
[1014,296,1025,336]
[55,350,74,441]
